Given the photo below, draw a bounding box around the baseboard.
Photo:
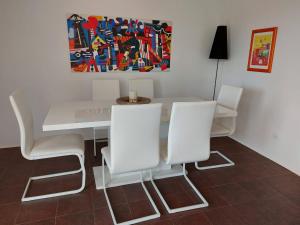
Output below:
[0,145,19,149]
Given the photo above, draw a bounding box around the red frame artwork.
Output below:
[247,27,278,73]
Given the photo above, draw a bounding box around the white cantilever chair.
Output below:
[129,79,154,98]
[151,101,216,213]
[10,90,85,202]
[196,85,243,170]
[101,103,162,225]
[92,80,120,157]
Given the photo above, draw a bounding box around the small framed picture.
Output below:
[247,27,278,73]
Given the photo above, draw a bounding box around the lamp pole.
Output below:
[212,59,219,100]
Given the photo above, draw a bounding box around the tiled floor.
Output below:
[0,137,299,225]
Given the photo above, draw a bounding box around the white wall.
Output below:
[2,0,298,175]
[220,0,300,175]
[0,0,220,147]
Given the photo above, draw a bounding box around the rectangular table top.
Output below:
[43,97,237,131]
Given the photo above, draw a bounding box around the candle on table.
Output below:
[129,91,137,102]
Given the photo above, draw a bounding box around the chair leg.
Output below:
[151,163,209,214]
[22,154,86,202]
[102,156,160,225]
[94,128,97,157]
[94,128,109,157]
[195,150,235,170]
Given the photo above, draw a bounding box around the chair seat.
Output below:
[101,146,112,170]
[211,122,231,137]
[30,134,84,158]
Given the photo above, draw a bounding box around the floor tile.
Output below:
[94,207,113,225]
[163,191,199,209]
[112,203,133,223]
[264,175,300,207]
[138,218,173,225]
[0,165,33,188]
[204,206,246,225]
[258,197,300,225]
[129,199,155,218]
[0,138,299,225]
[19,218,55,225]
[91,189,108,210]
[153,177,186,196]
[226,152,267,165]
[238,178,283,201]
[258,160,291,176]
[213,183,256,205]
[123,183,148,203]
[198,187,229,209]
[26,177,68,198]
[56,191,92,216]
[173,212,211,225]
[0,185,24,205]
[0,203,20,225]
[106,186,127,206]
[188,171,214,189]
[55,211,94,225]
[15,199,57,224]
[32,156,79,176]
[61,172,91,190]
[0,167,5,179]
[233,200,270,225]
[204,168,237,186]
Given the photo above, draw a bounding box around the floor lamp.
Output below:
[209,26,228,100]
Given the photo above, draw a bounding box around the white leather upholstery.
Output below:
[102,103,162,174]
[10,90,86,201]
[10,90,34,159]
[152,101,214,213]
[129,79,154,98]
[10,90,85,160]
[211,122,231,137]
[166,101,216,164]
[92,80,120,101]
[217,85,243,110]
[31,134,84,159]
[101,104,162,224]
[211,85,243,137]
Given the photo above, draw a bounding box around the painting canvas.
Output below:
[247,27,278,73]
[67,14,172,72]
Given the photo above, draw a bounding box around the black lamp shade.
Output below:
[209,26,228,59]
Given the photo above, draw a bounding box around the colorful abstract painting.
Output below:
[247,27,278,73]
[67,14,172,72]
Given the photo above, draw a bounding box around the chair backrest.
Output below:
[167,101,216,165]
[9,90,34,159]
[129,79,154,98]
[92,80,120,101]
[217,85,243,110]
[110,103,162,174]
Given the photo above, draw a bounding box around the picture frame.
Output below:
[247,27,278,73]
[66,14,172,73]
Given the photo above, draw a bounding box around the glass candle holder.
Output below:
[129,91,137,103]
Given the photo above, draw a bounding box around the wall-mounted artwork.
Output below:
[247,27,278,73]
[67,14,172,72]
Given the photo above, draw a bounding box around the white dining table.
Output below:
[43,97,237,189]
